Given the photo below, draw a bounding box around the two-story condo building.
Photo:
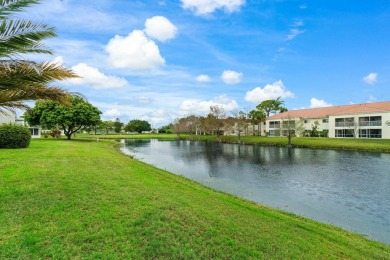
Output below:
[265,101,390,139]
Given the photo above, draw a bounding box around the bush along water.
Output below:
[0,123,31,148]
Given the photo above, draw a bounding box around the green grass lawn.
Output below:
[1,139,389,258]
[80,133,390,152]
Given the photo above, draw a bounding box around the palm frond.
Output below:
[0,60,78,90]
[0,0,38,18]
[0,19,56,57]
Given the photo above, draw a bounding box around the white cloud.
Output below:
[181,0,246,15]
[363,72,378,85]
[102,108,121,120]
[196,74,211,82]
[52,56,64,65]
[245,80,294,103]
[66,63,128,89]
[144,16,177,42]
[180,95,238,114]
[221,70,243,84]
[106,30,165,70]
[310,98,332,108]
[368,96,377,103]
[287,28,305,40]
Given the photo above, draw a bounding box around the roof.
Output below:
[266,101,390,120]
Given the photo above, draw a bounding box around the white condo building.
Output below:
[264,101,390,139]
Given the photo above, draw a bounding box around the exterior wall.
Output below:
[265,117,329,136]
[329,112,390,139]
[0,110,16,124]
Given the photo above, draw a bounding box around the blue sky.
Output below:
[24,0,390,127]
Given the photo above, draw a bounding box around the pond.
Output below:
[121,139,390,245]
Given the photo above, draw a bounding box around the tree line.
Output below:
[166,97,287,141]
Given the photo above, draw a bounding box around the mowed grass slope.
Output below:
[1,140,389,258]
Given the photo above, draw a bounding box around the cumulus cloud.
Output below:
[196,74,211,82]
[310,98,332,108]
[106,30,165,70]
[66,63,128,89]
[245,80,294,103]
[363,72,378,85]
[180,95,238,114]
[52,56,64,65]
[144,16,177,42]
[181,0,246,15]
[102,108,121,119]
[221,70,243,84]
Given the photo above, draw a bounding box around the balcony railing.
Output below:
[335,122,354,127]
[359,121,382,127]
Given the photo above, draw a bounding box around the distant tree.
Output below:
[205,105,226,136]
[124,119,151,133]
[24,96,101,140]
[248,109,265,136]
[113,118,123,133]
[310,120,320,137]
[280,116,305,147]
[184,115,201,140]
[172,118,186,138]
[159,123,173,134]
[231,110,248,142]
[256,97,287,117]
[101,120,115,134]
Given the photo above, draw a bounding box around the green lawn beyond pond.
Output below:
[1,139,389,258]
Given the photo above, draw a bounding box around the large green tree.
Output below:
[25,96,101,140]
[248,109,265,136]
[0,0,77,113]
[124,119,151,133]
[256,97,287,117]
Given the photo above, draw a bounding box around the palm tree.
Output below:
[248,109,265,136]
[0,0,77,113]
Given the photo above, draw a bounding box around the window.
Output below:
[322,118,329,123]
[269,121,280,129]
[335,129,354,138]
[304,120,309,124]
[359,116,382,126]
[269,130,280,136]
[335,117,354,127]
[359,129,382,138]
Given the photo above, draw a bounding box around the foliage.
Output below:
[309,120,320,137]
[0,123,30,148]
[0,0,78,113]
[24,96,101,140]
[158,123,173,134]
[113,118,123,133]
[124,119,151,133]
[256,97,288,117]
[101,120,114,134]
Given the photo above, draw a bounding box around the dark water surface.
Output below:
[121,139,390,244]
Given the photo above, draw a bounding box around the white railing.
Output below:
[359,121,382,127]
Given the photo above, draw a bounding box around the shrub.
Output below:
[0,123,31,148]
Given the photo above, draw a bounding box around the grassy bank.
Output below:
[1,139,389,258]
[80,133,390,152]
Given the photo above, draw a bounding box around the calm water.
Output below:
[121,139,390,244]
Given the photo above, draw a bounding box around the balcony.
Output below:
[359,121,382,127]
